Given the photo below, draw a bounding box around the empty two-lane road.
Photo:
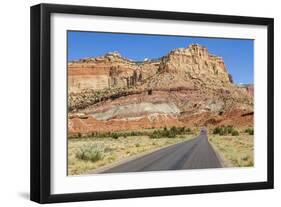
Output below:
[101,134,222,173]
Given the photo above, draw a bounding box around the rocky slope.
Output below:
[68,44,253,135]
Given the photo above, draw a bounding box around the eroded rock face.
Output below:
[68,44,232,93]
[68,44,254,135]
[68,52,159,93]
[145,44,232,89]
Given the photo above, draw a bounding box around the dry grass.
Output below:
[209,134,254,167]
[68,134,195,175]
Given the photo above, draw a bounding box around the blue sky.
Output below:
[68,31,254,84]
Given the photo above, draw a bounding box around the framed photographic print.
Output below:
[30,3,274,203]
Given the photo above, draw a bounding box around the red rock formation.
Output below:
[67,44,254,135]
[68,52,159,93]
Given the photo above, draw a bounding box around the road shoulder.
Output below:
[209,141,232,168]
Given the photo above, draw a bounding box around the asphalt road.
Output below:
[102,133,222,173]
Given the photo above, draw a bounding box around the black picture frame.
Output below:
[30,3,274,204]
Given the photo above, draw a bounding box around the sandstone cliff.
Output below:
[68,51,159,93]
[144,44,232,90]
[68,44,253,135]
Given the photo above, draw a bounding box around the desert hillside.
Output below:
[68,44,253,135]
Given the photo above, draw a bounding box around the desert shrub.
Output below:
[129,131,144,136]
[219,128,228,136]
[231,130,239,136]
[75,144,104,162]
[226,125,234,134]
[179,127,186,134]
[98,132,111,138]
[168,126,177,138]
[149,130,163,139]
[89,130,147,139]
[249,129,254,135]
[149,126,187,139]
[111,133,119,139]
[214,125,239,136]
[87,126,192,140]
[104,147,113,152]
[169,126,189,136]
[167,130,176,138]
[241,154,249,161]
[245,128,254,135]
[170,126,177,132]
[216,127,227,135]
[213,126,222,135]
[185,128,191,133]
[135,143,140,147]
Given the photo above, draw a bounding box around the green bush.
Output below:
[148,126,188,139]
[111,133,119,139]
[231,130,239,136]
[149,130,163,139]
[170,126,177,133]
[168,127,177,138]
[226,125,234,134]
[219,128,228,136]
[167,130,176,138]
[213,125,239,136]
[213,126,222,135]
[75,144,104,162]
[85,126,192,140]
[245,128,254,135]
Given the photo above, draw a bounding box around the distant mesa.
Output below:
[68,44,233,93]
[67,44,254,135]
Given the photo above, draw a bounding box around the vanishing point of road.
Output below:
[101,132,222,173]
